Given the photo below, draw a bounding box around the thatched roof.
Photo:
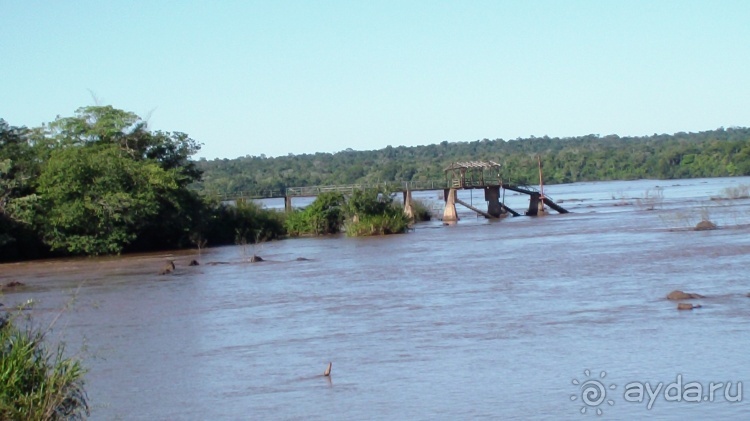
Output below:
[443,161,501,172]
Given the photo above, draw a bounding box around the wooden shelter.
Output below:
[444,161,502,188]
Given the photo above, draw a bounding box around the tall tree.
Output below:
[35,106,205,254]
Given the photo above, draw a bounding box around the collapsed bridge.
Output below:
[280,160,568,221]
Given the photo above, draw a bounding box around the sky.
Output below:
[2,0,749,160]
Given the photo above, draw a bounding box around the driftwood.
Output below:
[324,362,332,377]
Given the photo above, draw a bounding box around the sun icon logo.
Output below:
[570,369,616,415]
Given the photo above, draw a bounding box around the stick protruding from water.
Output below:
[323,362,332,377]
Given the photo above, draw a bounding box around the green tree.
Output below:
[0,120,47,259]
[36,143,181,255]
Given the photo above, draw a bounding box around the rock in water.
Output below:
[695,220,717,231]
[667,290,705,300]
[3,281,25,288]
[250,255,264,263]
[677,303,702,310]
[159,260,176,275]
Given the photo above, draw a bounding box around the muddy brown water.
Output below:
[2,177,750,420]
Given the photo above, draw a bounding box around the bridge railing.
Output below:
[285,181,453,197]
[205,180,549,201]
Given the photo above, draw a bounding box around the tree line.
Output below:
[194,127,750,197]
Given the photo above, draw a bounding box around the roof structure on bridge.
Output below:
[443,160,502,171]
[444,160,502,188]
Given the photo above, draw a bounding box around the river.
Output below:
[1,177,750,420]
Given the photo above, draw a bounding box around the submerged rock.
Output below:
[667,290,705,300]
[188,259,200,266]
[4,281,25,288]
[250,255,264,263]
[677,303,702,310]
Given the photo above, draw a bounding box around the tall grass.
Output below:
[410,199,433,222]
[635,188,664,211]
[719,184,750,200]
[0,306,89,420]
[344,213,410,236]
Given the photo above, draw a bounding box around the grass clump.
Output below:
[0,306,89,420]
[718,184,750,200]
[410,199,433,222]
[636,188,664,211]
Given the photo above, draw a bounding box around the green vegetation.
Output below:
[0,107,282,262]
[0,308,88,420]
[285,192,346,236]
[285,188,410,237]
[344,189,410,236]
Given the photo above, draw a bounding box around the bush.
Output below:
[203,199,286,245]
[284,192,345,236]
[344,189,410,236]
[0,308,89,420]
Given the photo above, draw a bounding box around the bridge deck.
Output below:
[212,179,544,200]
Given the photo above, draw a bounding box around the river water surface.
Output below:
[2,177,750,420]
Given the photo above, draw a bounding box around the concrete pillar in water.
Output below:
[538,196,546,215]
[484,186,502,218]
[526,192,540,216]
[284,196,293,213]
[403,189,415,220]
[443,188,458,222]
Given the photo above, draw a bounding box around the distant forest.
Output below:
[193,127,750,196]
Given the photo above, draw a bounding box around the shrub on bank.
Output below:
[0,309,89,420]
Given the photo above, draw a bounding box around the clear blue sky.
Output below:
[2,0,748,159]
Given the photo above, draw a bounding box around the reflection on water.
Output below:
[2,177,750,420]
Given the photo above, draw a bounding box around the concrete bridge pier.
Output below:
[484,186,503,218]
[526,192,540,216]
[403,189,415,220]
[443,188,459,222]
[285,196,293,213]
